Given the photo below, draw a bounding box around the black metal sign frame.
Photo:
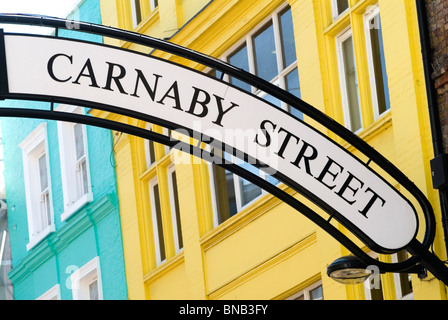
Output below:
[0,14,447,284]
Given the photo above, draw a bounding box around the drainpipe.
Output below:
[416,0,448,261]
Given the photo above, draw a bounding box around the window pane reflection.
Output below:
[254,22,278,82]
[229,45,251,92]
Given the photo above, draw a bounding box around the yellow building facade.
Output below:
[96,0,447,300]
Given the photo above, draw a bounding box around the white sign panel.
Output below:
[2,34,418,251]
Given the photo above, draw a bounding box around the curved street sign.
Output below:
[0,14,448,284]
[2,34,418,253]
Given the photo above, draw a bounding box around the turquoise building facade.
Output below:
[0,0,127,300]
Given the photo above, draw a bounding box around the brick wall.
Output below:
[425,0,448,153]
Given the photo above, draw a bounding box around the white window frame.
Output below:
[20,123,55,251]
[57,105,93,222]
[364,4,390,121]
[336,27,363,133]
[167,164,183,254]
[149,177,166,266]
[71,257,103,300]
[37,284,61,300]
[286,281,323,300]
[331,0,349,20]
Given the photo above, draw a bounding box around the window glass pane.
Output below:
[241,178,263,206]
[254,22,278,82]
[398,272,412,297]
[280,8,297,68]
[40,193,51,230]
[132,0,142,25]
[286,68,303,120]
[0,218,14,301]
[89,280,99,300]
[74,124,85,161]
[341,35,362,132]
[147,140,156,167]
[369,14,390,115]
[38,153,48,192]
[336,0,349,16]
[213,165,237,223]
[81,160,88,195]
[397,251,412,297]
[152,183,166,261]
[170,170,183,249]
[310,286,323,300]
[263,93,282,108]
[286,68,301,98]
[210,69,223,80]
[0,225,13,300]
[238,162,263,206]
[229,45,252,92]
[265,175,279,186]
[370,281,384,300]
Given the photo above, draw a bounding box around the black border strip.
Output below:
[0,29,9,97]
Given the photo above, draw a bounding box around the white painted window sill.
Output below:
[27,224,55,251]
[61,192,93,222]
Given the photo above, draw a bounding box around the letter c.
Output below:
[48,53,73,82]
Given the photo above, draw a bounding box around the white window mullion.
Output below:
[272,13,284,75]
[40,188,50,230]
[232,157,244,213]
[246,34,257,94]
[75,155,87,198]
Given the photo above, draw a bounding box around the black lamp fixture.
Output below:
[327,256,373,285]
[327,255,428,285]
